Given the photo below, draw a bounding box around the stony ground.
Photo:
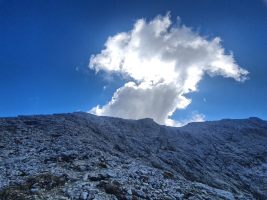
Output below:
[0,112,266,200]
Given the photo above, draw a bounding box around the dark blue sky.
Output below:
[1,0,267,120]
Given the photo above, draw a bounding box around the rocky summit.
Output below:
[0,112,266,200]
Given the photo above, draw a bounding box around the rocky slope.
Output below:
[0,112,266,200]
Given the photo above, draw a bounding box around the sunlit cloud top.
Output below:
[89,13,249,126]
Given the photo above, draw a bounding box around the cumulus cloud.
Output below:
[89,13,248,126]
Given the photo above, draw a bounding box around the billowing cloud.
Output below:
[89,13,248,126]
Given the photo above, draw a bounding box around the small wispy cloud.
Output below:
[89,13,248,126]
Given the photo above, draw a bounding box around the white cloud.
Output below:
[89,13,248,126]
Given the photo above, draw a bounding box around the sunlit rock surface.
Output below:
[0,112,266,199]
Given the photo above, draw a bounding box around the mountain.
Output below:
[0,112,266,200]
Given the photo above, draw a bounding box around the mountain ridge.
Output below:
[0,112,266,199]
[13,112,267,127]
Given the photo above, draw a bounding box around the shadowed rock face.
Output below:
[0,112,266,200]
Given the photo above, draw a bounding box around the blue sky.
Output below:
[0,0,267,123]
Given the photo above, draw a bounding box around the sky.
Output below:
[0,0,267,125]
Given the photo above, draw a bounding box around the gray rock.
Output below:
[0,112,266,199]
